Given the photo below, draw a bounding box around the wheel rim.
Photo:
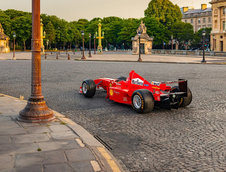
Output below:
[133,95,142,109]
[82,83,88,94]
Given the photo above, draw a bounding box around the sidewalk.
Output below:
[1,52,226,64]
[1,51,226,64]
[0,93,123,172]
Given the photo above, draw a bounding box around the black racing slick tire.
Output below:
[171,86,192,107]
[131,89,154,114]
[181,87,192,107]
[82,80,96,98]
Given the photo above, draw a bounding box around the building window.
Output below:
[198,19,201,24]
[223,21,226,31]
[223,7,226,14]
[215,20,218,29]
[191,19,193,23]
[208,17,211,23]
[203,18,206,23]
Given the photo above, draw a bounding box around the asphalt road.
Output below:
[1,60,226,171]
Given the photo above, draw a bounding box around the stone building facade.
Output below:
[182,4,212,32]
[132,21,153,55]
[210,0,226,52]
[0,24,10,53]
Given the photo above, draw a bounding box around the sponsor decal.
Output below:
[123,97,127,101]
[114,91,120,95]
[109,89,114,96]
[132,78,144,86]
[144,84,149,87]
[109,83,112,87]
[151,81,161,86]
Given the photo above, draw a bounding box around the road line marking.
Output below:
[90,160,101,172]
[97,147,121,172]
[75,138,85,148]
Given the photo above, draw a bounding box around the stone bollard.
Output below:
[56,52,58,60]
[45,53,47,60]
[68,53,70,60]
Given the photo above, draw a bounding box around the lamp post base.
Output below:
[138,57,142,62]
[81,56,86,60]
[18,99,55,123]
[201,60,206,63]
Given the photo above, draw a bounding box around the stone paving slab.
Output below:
[0,93,123,172]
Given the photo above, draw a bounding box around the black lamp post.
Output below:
[89,33,92,57]
[138,31,142,62]
[94,33,96,54]
[202,30,206,63]
[81,31,86,60]
[171,35,174,50]
[13,32,16,60]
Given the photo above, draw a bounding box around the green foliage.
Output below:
[171,22,194,43]
[45,22,56,43]
[143,17,169,46]
[0,5,210,50]
[192,28,212,48]
[11,15,32,50]
[144,0,182,26]
[0,10,11,36]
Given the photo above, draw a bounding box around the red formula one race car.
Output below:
[80,70,192,113]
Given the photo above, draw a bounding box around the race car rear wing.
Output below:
[162,79,188,96]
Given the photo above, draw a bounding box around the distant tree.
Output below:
[171,22,194,45]
[4,9,30,20]
[11,15,32,51]
[45,22,56,46]
[192,28,212,49]
[143,17,169,47]
[0,10,11,36]
[144,0,182,26]
[118,18,140,48]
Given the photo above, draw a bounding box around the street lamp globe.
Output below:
[89,33,91,38]
[13,32,16,38]
[202,30,206,36]
[81,31,84,36]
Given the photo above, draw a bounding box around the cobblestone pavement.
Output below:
[0,60,226,171]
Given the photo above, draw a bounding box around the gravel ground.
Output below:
[0,60,226,171]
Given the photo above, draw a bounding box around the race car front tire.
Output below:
[132,89,154,114]
[82,80,96,98]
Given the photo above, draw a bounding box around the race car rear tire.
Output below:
[132,89,154,114]
[171,86,192,107]
[181,87,192,107]
[82,80,96,98]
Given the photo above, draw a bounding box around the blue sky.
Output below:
[0,0,211,21]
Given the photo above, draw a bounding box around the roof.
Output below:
[134,33,153,41]
[183,8,212,15]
